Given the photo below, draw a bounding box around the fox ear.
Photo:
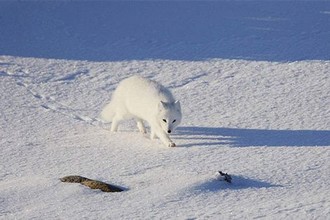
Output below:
[159,101,167,111]
[174,100,181,111]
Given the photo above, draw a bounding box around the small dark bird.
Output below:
[217,171,232,183]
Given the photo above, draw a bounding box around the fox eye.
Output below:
[163,119,167,123]
[172,120,176,123]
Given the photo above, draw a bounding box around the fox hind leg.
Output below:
[110,114,122,132]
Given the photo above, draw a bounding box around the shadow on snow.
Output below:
[192,175,282,192]
[176,126,330,147]
[1,1,330,61]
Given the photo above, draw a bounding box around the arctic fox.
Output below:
[100,75,182,147]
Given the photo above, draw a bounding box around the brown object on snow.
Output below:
[60,175,124,192]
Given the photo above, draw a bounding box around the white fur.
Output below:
[100,75,182,147]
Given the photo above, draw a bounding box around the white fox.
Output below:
[100,75,182,147]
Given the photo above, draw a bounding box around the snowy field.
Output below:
[1,1,330,220]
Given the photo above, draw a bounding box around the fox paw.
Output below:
[168,142,176,147]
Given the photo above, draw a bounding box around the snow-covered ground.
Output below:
[1,1,330,220]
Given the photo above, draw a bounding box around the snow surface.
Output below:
[1,1,330,220]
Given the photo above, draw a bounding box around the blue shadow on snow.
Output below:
[176,126,330,147]
[193,175,281,192]
[1,1,330,61]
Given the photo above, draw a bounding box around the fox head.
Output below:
[157,100,182,134]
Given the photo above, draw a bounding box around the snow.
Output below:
[1,1,330,220]
[2,1,330,61]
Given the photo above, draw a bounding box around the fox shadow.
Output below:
[176,126,330,147]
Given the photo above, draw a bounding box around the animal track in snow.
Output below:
[54,69,89,82]
[168,72,208,89]
[12,72,102,127]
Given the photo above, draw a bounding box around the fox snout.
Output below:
[167,130,171,133]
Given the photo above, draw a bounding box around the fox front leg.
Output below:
[136,119,146,134]
[150,126,175,147]
[157,131,176,147]
[150,129,157,140]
